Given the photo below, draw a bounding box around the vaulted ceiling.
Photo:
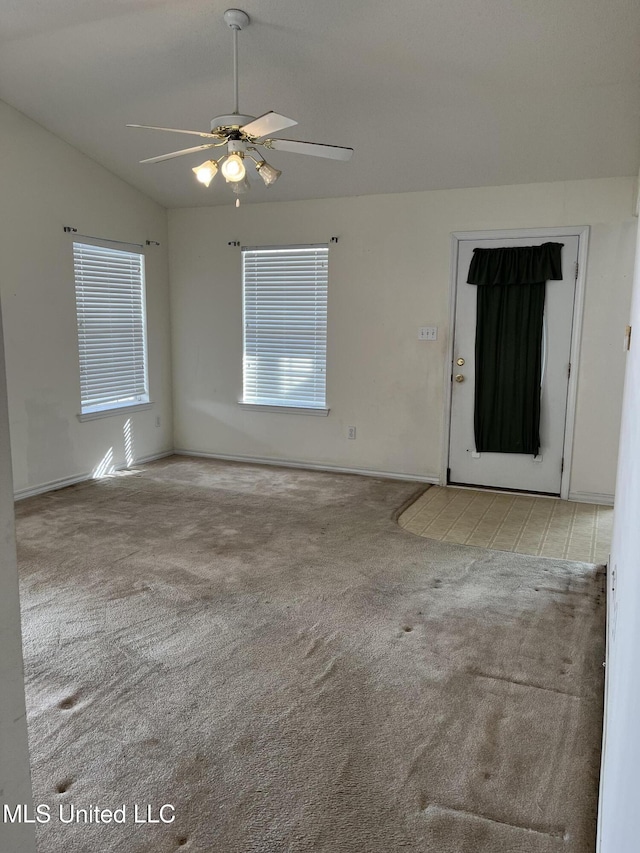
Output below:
[1,0,639,208]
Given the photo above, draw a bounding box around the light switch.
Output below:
[419,327,438,341]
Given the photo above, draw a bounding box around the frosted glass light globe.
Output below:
[192,161,218,187]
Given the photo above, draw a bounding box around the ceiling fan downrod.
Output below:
[224,9,250,116]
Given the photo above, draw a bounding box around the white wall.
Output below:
[0,300,36,852]
[0,100,173,496]
[597,210,640,852]
[169,177,636,497]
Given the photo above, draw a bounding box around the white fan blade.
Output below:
[240,112,297,140]
[140,144,217,164]
[128,124,222,139]
[267,138,353,161]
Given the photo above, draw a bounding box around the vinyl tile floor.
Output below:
[399,486,613,564]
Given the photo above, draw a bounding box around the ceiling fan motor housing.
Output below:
[210,114,255,134]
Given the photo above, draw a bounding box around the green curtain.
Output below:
[467,242,563,456]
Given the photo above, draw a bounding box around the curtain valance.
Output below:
[467,241,564,286]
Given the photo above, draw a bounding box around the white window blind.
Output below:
[73,240,149,415]
[242,245,328,410]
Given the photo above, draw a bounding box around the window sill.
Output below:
[238,402,330,417]
[77,402,154,422]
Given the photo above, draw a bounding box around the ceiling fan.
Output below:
[128,8,353,204]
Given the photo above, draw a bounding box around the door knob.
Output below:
[455,374,465,383]
[456,357,465,366]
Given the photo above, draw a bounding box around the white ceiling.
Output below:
[1,0,639,208]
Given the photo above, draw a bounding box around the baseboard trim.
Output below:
[568,490,615,506]
[14,472,89,501]
[13,452,614,503]
[173,449,440,484]
[13,450,174,500]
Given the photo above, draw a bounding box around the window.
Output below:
[242,244,329,413]
[73,239,149,417]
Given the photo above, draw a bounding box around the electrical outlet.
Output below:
[155,416,161,428]
[347,426,356,440]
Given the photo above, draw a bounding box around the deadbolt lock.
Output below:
[456,357,465,366]
[455,374,465,383]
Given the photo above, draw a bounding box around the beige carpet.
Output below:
[399,486,613,564]
[16,457,604,852]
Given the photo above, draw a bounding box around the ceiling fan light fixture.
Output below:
[192,160,218,187]
[255,159,281,186]
[221,153,246,182]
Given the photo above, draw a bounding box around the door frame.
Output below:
[440,225,590,500]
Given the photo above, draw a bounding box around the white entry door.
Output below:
[448,234,580,495]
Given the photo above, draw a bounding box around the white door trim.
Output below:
[440,225,590,500]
